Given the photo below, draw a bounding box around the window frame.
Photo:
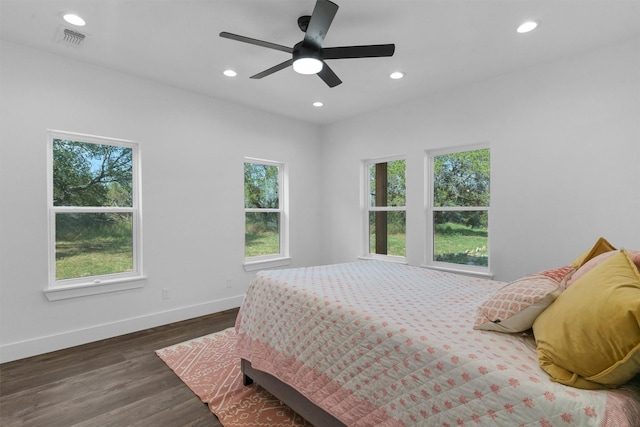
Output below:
[45,130,145,300]
[243,157,290,271]
[362,154,407,263]
[425,144,492,277]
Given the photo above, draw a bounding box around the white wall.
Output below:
[2,36,639,363]
[319,36,640,280]
[0,41,322,362]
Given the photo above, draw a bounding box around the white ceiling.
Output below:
[2,0,639,124]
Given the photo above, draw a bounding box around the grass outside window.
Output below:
[55,213,133,280]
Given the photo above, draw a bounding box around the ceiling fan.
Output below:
[219,0,395,88]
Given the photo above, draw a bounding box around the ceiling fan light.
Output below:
[293,57,323,75]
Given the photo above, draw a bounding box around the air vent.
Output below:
[54,26,88,48]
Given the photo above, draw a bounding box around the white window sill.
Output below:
[357,255,408,264]
[44,276,147,301]
[420,263,494,279]
[243,257,291,272]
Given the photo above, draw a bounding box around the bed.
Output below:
[234,258,640,426]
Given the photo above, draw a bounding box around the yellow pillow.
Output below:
[533,249,640,389]
[569,237,616,268]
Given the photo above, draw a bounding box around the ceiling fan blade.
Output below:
[250,59,294,79]
[304,0,339,48]
[220,31,293,54]
[317,62,342,87]
[323,44,395,60]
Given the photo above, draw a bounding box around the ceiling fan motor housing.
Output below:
[293,41,321,62]
[293,41,323,74]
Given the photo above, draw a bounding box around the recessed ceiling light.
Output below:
[390,71,405,80]
[63,13,85,27]
[223,69,237,77]
[517,20,539,33]
[312,101,324,107]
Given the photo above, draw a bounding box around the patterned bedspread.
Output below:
[235,261,640,427]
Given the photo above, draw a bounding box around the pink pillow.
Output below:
[629,250,640,270]
[474,266,575,333]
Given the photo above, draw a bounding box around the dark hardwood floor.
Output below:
[0,308,240,426]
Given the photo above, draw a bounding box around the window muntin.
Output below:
[366,158,406,259]
[48,131,142,287]
[427,146,490,270]
[244,159,287,261]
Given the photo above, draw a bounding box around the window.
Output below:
[427,145,490,273]
[244,158,289,270]
[365,157,406,259]
[46,130,143,300]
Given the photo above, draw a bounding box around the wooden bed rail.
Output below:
[241,358,347,427]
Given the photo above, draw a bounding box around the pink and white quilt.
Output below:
[235,261,640,427]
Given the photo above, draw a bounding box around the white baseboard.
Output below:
[0,295,244,364]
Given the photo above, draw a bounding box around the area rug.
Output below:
[156,328,312,427]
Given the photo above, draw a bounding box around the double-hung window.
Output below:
[426,145,490,274]
[364,156,406,260]
[46,130,143,300]
[244,158,289,270]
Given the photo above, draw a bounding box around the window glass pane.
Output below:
[370,160,406,207]
[433,211,488,266]
[433,149,489,207]
[53,140,133,207]
[245,212,280,257]
[244,163,279,209]
[369,211,406,257]
[55,212,133,280]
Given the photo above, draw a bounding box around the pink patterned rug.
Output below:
[156,328,312,427]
